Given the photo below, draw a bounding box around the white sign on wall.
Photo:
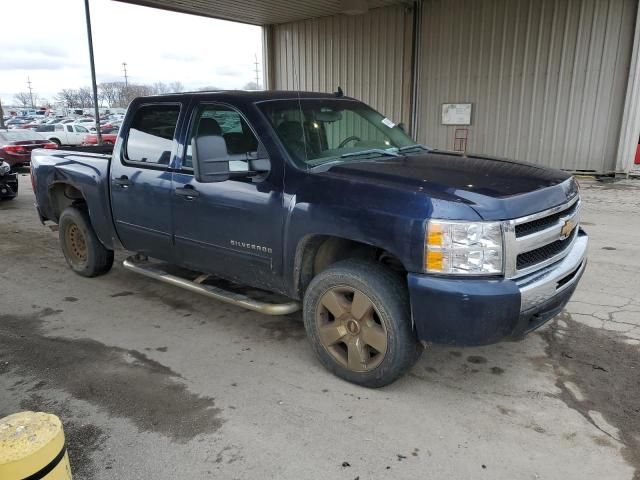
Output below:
[442,103,472,126]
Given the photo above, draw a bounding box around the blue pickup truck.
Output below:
[31,91,587,387]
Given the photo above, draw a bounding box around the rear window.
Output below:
[125,104,180,165]
[0,131,45,141]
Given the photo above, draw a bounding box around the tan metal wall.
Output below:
[415,0,637,172]
[270,5,414,128]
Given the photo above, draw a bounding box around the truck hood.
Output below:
[322,151,576,220]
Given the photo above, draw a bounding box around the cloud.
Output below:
[215,65,245,77]
[160,52,200,62]
[0,57,78,71]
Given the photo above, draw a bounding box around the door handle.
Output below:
[175,185,200,200]
[113,175,132,188]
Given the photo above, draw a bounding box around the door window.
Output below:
[125,104,180,165]
[184,105,260,171]
[75,125,89,133]
[66,125,73,133]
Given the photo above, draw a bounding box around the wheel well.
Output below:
[49,183,86,221]
[294,235,407,298]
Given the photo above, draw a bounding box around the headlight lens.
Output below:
[0,162,10,175]
[425,220,503,275]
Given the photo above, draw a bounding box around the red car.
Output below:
[82,133,118,145]
[0,130,57,169]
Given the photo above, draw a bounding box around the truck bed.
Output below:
[31,148,118,249]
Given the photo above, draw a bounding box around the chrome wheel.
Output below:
[315,286,388,372]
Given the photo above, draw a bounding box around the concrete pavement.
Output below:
[1,174,638,479]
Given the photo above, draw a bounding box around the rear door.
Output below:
[110,102,184,261]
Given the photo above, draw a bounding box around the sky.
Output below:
[0,0,263,107]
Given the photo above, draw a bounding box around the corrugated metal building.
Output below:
[120,0,640,174]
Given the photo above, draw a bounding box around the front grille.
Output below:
[515,201,579,238]
[516,229,576,270]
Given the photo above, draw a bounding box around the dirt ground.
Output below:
[1,174,639,479]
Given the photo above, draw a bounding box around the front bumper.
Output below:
[408,229,588,346]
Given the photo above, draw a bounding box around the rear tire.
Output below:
[303,259,423,388]
[59,206,114,277]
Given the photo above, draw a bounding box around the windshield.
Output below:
[258,98,418,168]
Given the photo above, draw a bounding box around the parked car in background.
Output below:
[0,160,19,199]
[5,118,30,129]
[45,124,91,146]
[0,130,57,169]
[35,125,56,133]
[82,132,118,145]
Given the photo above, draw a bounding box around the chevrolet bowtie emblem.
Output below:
[560,219,576,239]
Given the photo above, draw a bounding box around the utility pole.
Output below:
[254,54,260,89]
[122,62,129,87]
[0,98,5,129]
[27,77,34,108]
[83,0,102,145]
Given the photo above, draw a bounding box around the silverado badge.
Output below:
[560,218,576,239]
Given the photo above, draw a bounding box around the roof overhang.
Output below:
[113,0,410,26]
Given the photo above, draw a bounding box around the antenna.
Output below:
[335,86,344,97]
[27,77,35,108]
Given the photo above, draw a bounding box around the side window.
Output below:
[75,126,88,133]
[125,104,180,165]
[55,125,64,132]
[184,105,260,171]
[66,125,73,133]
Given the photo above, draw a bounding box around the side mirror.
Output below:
[192,135,230,183]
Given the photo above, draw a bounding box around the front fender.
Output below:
[282,199,424,297]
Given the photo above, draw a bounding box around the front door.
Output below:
[110,102,182,261]
[171,103,285,292]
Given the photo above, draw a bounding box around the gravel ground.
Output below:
[0,174,638,480]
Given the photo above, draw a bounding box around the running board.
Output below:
[122,256,301,316]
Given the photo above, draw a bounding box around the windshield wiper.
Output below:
[340,148,400,159]
[397,144,430,153]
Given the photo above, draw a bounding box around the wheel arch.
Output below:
[292,234,408,299]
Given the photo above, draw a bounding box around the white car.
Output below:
[46,124,91,146]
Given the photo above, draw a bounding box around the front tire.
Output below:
[303,259,423,388]
[59,206,114,277]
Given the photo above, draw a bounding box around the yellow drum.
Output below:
[0,412,72,480]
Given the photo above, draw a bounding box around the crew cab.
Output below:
[30,91,587,387]
[45,123,91,146]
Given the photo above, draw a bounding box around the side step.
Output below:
[122,256,301,316]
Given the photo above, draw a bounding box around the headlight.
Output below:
[0,162,10,175]
[425,220,503,275]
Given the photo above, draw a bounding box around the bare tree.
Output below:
[77,87,94,108]
[99,82,125,107]
[167,81,184,93]
[120,84,154,106]
[152,81,169,94]
[14,92,31,108]
[56,89,80,108]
